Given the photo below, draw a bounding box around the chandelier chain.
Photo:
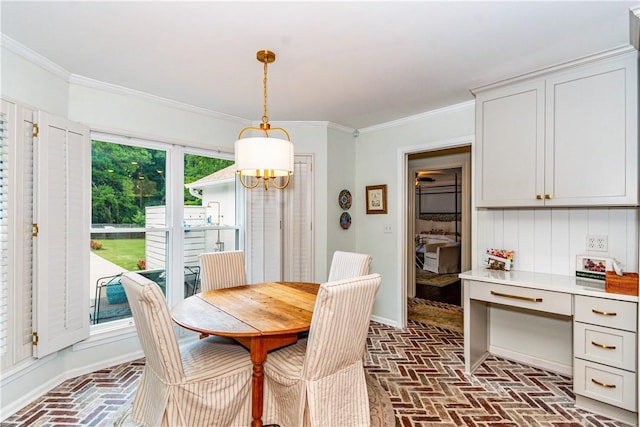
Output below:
[262,60,269,125]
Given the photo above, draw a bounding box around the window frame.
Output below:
[88,132,239,337]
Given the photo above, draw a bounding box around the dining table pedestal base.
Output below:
[235,333,299,427]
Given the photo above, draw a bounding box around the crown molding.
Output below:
[69,74,249,125]
[631,6,640,51]
[327,122,354,134]
[359,100,475,134]
[1,33,71,80]
[472,44,636,95]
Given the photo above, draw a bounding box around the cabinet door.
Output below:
[475,80,545,207]
[545,54,638,206]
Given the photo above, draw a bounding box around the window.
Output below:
[90,138,169,325]
[89,134,237,326]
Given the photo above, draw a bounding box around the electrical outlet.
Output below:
[586,234,608,252]
[384,224,392,233]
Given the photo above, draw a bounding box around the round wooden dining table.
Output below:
[171,281,319,427]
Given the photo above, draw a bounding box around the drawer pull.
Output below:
[591,309,617,316]
[591,341,616,350]
[490,290,542,303]
[591,378,616,389]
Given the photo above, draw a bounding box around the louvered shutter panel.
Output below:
[246,184,282,282]
[283,155,313,281]
[0,100,35,369]
[18,106,35,360]
[33,112,90,357]
[0,104,10,360]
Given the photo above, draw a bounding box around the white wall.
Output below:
[326,126,357,279]
[355,104,476,325]
[68,83,242,151]
[1,47,69,117]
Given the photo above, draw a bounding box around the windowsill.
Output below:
[73,318,138,351]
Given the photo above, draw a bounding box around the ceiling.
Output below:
[1,1,636,130]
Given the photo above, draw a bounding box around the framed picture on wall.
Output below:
[366,184,387,214]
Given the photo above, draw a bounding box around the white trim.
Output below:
[360,101,475,134]
[69,74,249,125]
[370,314,399,328]
[631,6,640,51]
[397,135,474,329]
[1,359,63,422]
[327,122,354,134]
[1,34,71,80]
[2,34,354,133]
[472,45,636,95]
[489,345,572,376]
[75,323,137,351]
[1,347,144,421]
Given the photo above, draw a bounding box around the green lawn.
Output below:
[91,238,145,271]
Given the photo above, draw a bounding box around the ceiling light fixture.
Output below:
[234,49,294,190]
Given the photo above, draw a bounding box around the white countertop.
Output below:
[460,269,638,303]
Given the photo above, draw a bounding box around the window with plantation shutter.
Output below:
[245,154,314,283]
[246,181,283,282]
[284,155,313,282]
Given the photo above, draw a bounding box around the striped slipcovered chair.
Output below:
[121,272,253,427]
[263,273,382,427]
[327,251,372,281]
[199,250,247,291]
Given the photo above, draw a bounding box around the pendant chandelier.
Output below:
[234,50,294,191]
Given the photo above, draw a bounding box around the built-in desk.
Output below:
[460,269,638,425]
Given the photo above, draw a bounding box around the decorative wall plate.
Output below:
[338,189,352,210]
[340,212,352,229]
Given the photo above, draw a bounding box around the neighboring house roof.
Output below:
[186,164,236,190]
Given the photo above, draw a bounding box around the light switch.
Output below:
[384,224,392,233]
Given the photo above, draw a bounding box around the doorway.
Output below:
[407,147,471,308]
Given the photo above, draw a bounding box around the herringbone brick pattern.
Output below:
[3,319,632,426]
[366,320,631,427]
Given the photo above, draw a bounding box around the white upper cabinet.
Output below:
[474,49,638,208]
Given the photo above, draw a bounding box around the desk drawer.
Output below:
[574,359,637,411]
[574,295,637,332]
[468,281,572,315]
[574,322,636,372]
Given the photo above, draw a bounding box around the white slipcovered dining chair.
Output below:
[199,250,247,291]
[121,272,253,427]
[327,250,372,281]
[262,273,382,427]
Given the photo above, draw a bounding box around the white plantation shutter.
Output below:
[245,154,314,283]
[1,99,35,370]
[33,112,90,357]
[283,155,313,281]
[246,183,283,282]
[0,105,10,360]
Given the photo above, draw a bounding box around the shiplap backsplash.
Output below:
[476,207,639,275]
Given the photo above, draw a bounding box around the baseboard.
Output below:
[371,314,398,328]
[575,395,637,426]
[489,345,572,376]
[1,349,144,421]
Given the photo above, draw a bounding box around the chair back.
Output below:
[121,272,184,383]
[327,250,372,281]
[303,273,381,380]
[199,250,247,291]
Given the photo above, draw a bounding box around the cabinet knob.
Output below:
[536,194,543,200]
[544,194,551,199]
